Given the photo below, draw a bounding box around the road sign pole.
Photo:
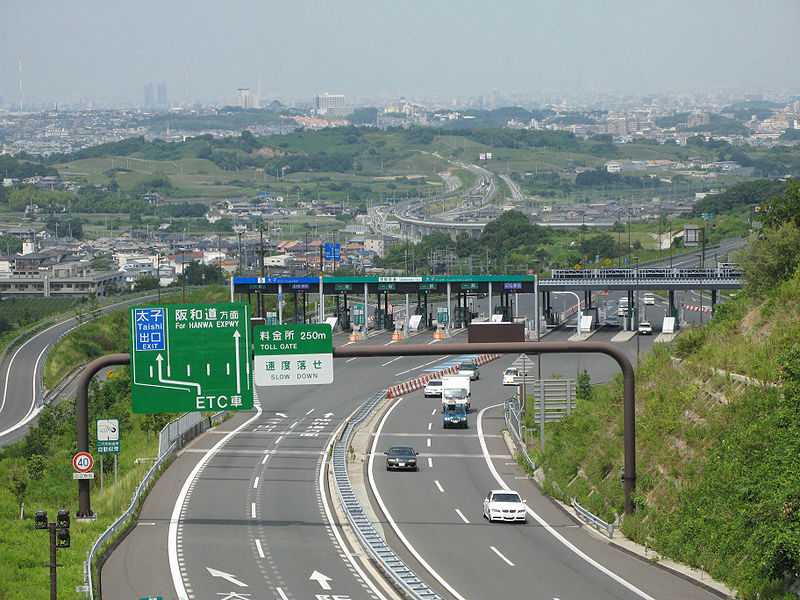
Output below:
[278,284,283,324]
[319,275,324,324]
[100,455,103,500]
[76,353,130,518]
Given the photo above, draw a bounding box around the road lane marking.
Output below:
[306,408,315,415]
[169,399,263,600]
[455,509,469,524]
[255,539,265,558]
[290,421,297,428]
[427,438,431,447]
[490,546,515,567]
[320,405,390,600]
[431,409,436,416]
[477,404,657,600]
[428,457,433,468]
[395,357,450,376]
[428,422,432,431]
[253,477,259,488]
[261,451,270,464]
[276,587,289,600]
[381,356,403,366]
[368,397,469,600]
[346,357,358,363]
[435,480,444,493]
[251,502,256,518]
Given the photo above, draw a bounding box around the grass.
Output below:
[530,274,800,598]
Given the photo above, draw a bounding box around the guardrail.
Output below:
[85,408,227,599]
[332,390,444,600]
[572,497,614,538]
[85,440,176,600]
[504,397,614,538]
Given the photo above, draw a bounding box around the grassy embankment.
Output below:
[0,287,229,600]
[524,274,800,598]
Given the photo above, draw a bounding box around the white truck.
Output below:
[441,376,471,412]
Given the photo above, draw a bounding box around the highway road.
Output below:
[100,317,721,599]
[0,292,166,448]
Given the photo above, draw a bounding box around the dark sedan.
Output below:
[385,446,419,471]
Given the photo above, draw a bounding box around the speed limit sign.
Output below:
[73,452,94,473]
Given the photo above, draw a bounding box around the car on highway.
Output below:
[424,379,443,397]
[457,360,480,380]
[643,292,656,305]
[483,489,527,523]
[385,446,419,471]
[443,403,468,429]
[502,367,520,385]
[638,321,653,335]
[603,315,622,328]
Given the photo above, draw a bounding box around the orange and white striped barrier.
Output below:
[683,303,711,313]
[349,332,360,342]
[433,329,444,340]
[386,353,504,398]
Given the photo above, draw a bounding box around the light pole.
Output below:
[554,290,582,335]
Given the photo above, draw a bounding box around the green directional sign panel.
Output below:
[461,282,478,291]
[377,283,396,291]
[419,282,437,291]
[253,324,333,386]
[129,303,253,414]
[334,283,352,292]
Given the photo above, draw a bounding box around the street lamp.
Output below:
[554,290,582,335]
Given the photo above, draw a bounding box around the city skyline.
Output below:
[2,0,800,109]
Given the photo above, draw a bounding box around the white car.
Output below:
[502,367,519,386]
[643,292,655,305]
[638,321,653,335]
[424,379,443,397]
[483,489,527,523]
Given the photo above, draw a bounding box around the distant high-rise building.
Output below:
[157,81,167,106]
[143,82,154,107]
[314,93,349,117]
[224,88,260,109]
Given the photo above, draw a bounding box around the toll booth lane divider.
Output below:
[386,353,503,398]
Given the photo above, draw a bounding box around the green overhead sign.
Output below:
[419,282,437,291]
[377,283,396,291]
[129,303,253,414]
[253,324,333,386]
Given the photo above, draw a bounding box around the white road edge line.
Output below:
[490,545,515,567]
[169,400,263,600]
[455,509,469,524]
[476,404,657,600]
[369,397,469,600]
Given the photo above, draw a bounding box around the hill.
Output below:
[530,187,800,599]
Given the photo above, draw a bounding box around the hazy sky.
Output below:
[3,0,800,107]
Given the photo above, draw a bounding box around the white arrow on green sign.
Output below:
[129,303,253,413]
[253,324,333,386]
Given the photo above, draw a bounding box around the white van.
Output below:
[617,297,629,317]
[643,292,655,305]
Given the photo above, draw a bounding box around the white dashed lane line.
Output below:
[455,509,469,524]
[490,546,515,567]
[435,480,444,493]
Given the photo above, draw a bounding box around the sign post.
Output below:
[96,419,120,497]
[129,303,253,413]
[253,324,334,386]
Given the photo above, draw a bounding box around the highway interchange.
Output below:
[0,270,738,599]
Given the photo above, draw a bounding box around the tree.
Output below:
[8,460,30,519]
[133,274,159,292]
[761,179,800,230]
[734,221,800,296]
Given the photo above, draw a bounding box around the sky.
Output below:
[3,0,800,108]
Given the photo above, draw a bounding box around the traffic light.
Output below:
[56,527,70,548]
[56,509,70,529]
[35,510,48,530]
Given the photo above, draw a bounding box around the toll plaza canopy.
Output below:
[233,275,537,295]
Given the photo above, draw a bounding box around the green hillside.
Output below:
[527,182,800,599]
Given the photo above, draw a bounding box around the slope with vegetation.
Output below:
[528,180,800,599]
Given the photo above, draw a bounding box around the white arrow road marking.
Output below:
[233,330,242,394]
[156,354,201,393]
[276,412,288,418]
[490,546,515,567]
[206,567,248,587]
[324,412,334,418]
[309,570,332,590]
